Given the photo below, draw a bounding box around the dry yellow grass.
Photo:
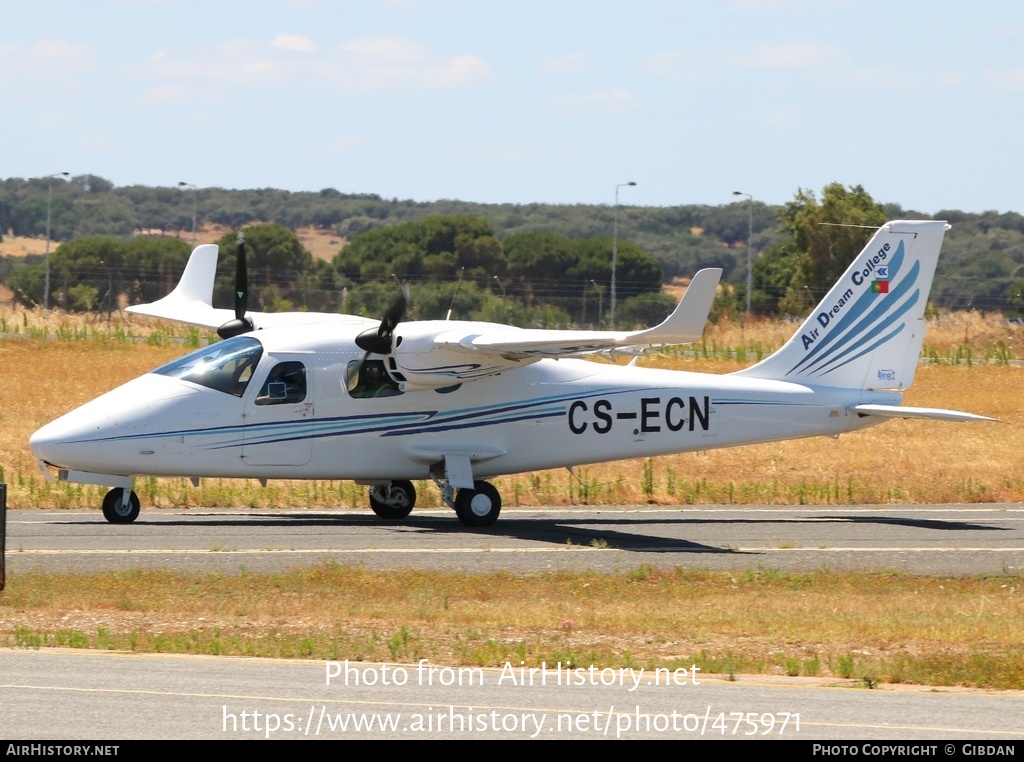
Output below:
[4,566,1023,687]
[0,234,50,258]
[1,305,1020,509]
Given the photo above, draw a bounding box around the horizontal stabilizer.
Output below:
[850,404,997,423]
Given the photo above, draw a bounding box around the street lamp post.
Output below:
[493,275,506,321]
[178,182,197,248]
[732,190,753,316]
[611,180,636,329]
[44,172,70,311]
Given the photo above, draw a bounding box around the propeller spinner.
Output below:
[355,291,407,354]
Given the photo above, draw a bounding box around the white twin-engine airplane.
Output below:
[30,220,992,526]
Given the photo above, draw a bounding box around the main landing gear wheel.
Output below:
[101,488,140,524]
[368,480,416,520]
[454,480,501,527]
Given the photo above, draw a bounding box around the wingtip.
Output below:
[628,267,721,345]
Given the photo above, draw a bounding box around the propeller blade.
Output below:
[234,231,248,320]
[355,290,408,354]
[217,231,254,339]
[345,350,372,391]
[379,290,406,335]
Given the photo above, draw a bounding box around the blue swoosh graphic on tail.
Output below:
[786,241,921,378]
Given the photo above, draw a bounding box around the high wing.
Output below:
[433,268,722,359]
[125,244,375,332]
[384,269,722,390]
[125,245,223,327]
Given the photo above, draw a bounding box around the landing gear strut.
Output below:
[101,488,140,524]
[368,480,416,520]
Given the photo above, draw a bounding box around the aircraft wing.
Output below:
[437,268,722,359]
[125,245,225,329]
[125,244,375,332]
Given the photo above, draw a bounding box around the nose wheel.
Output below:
[101,488,140,524]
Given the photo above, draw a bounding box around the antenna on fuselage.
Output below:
[446,267,465,321]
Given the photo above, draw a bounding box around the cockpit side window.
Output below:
[256,361,307,405]
[153,337,263,398]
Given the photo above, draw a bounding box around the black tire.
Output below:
[101,488,140,524]
[454,480,501,527]
[368,480,416,520]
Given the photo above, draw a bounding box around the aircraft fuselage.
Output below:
[30,339,895,485]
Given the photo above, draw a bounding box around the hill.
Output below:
[2,175,1024,315]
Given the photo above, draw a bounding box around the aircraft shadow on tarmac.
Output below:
[49,508,1009,555]
[52,513,732,554]
[810,515,1008,531]
[443,514,1009,551]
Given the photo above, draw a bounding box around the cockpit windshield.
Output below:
[152,336,263,397]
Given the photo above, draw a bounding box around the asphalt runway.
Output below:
[2,648,1023,740]
[4,503,1024,575]
[3,505,1024,741]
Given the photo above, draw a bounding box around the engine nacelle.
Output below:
[388,321,539,391]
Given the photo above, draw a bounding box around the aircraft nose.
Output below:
[30,414,108,469]
[29,422,59,462]
[30,388,155,471]
[30,373,198,473]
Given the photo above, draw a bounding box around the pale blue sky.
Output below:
[2,0,1022,214]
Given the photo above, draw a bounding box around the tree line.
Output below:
[6,217,670,328]
[3,174,1024,321]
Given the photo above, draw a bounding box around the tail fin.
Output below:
[734,220,948,390]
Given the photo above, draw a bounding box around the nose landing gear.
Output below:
[101,488,140,524]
